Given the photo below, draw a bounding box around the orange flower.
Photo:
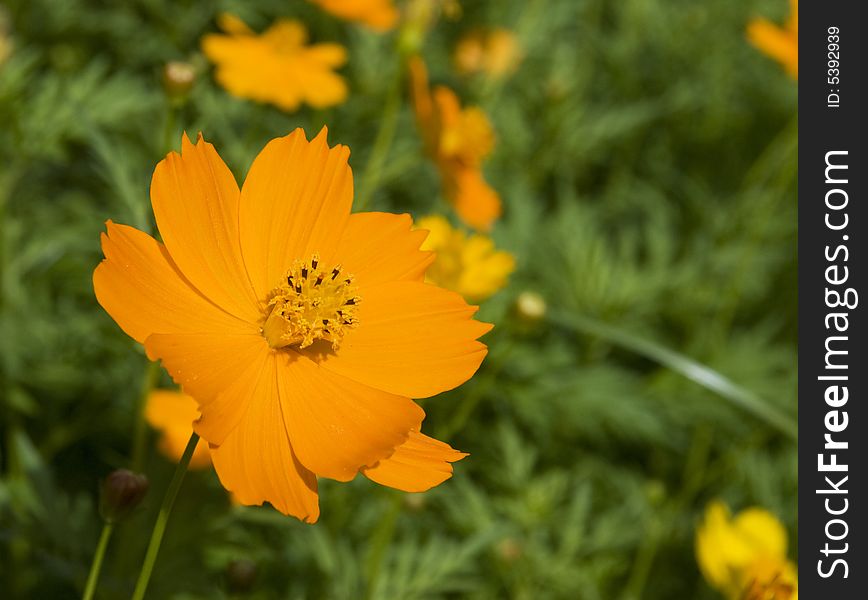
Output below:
[409,57,501,231]
[309,0,399,32]
[145,390,212,469]
[454,28,523,78]
[747,0,798,79]
[201,14,347,111]
[93,128,486,522]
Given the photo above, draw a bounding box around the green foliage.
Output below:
[0,0,796,598]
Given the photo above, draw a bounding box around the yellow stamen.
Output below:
[262,253,360,350]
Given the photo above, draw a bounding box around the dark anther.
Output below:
[311,257,318,269]
[345,298,356,305]
[287,275,293,286]
[322,319,329,325]
[314,274,324,286]
[337,310,343,316]
[343,319,352,325]
[344,278,352,285]
[295,284,302,294]
[331,268,340,280]
[301,267,308,279]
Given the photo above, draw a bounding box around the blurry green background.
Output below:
[0,0,796,598]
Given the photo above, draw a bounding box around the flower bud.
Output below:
[225,559,257,594]
[514,291,547,323]
[99,469,149,523]
[162,61,196,103]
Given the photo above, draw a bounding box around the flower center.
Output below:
[261,254,360,350]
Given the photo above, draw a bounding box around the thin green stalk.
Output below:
[130,361,161,472]
[82,523,114,600]
[131,432,199,600]
[550,310,798,441]
[356,68,403,211]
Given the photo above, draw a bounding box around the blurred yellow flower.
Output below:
[454,28,522,78]
[747,0,797,79]
[94,128,486,521]
[201,14,347,111]
[416,215,514,302]
[309,0,399,32]
[145,390,212,470]
[696,501,798,600]
[409,57,501,231]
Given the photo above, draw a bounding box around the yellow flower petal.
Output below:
[144,332,269,445]
[209,355,320,521]
[150,133,260,323]
[93,221,250,344]
[276,353,425,482]
[362,430,467,492]
[239,127,353,300]
[696,501,792,598]
[310,281,492,398]
[332,212,434,288]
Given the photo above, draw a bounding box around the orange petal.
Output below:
[209,355,320,521]
[150,133,260,322]
[449,167,501,232]
[276,353,425,482]
[310,281,492,398]
[362,431,467,492]
[332,212,434,288]
[144,332,268,445]
[239,128,353,299]
[93,221,250,344]
[747,19,798,78]
[145,390,212,469]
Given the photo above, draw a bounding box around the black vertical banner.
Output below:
[799,1,867,597]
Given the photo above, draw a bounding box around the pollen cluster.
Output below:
[262,254,360,350]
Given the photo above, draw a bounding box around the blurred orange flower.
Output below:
[93,128,486,522]
[416,215,514,302]
[747,0,798,79]
[310,0,399,32]
[201,14,347,111]
[145,390,212,469]
[454,28,523,78]
[409,57,501,231]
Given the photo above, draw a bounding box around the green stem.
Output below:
[130,361,161,472]
[356,67,403,211]
[550,310,798,441]
[82,523,114,600]
[131,432,199,600]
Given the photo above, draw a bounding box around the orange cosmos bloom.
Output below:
[145,390,212,469]
[309,0,399,32]
[747,0,798,79]
[454,28,523,79]
[409,56,501,232]
[93,128,485,522]
[201,14,347,111]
